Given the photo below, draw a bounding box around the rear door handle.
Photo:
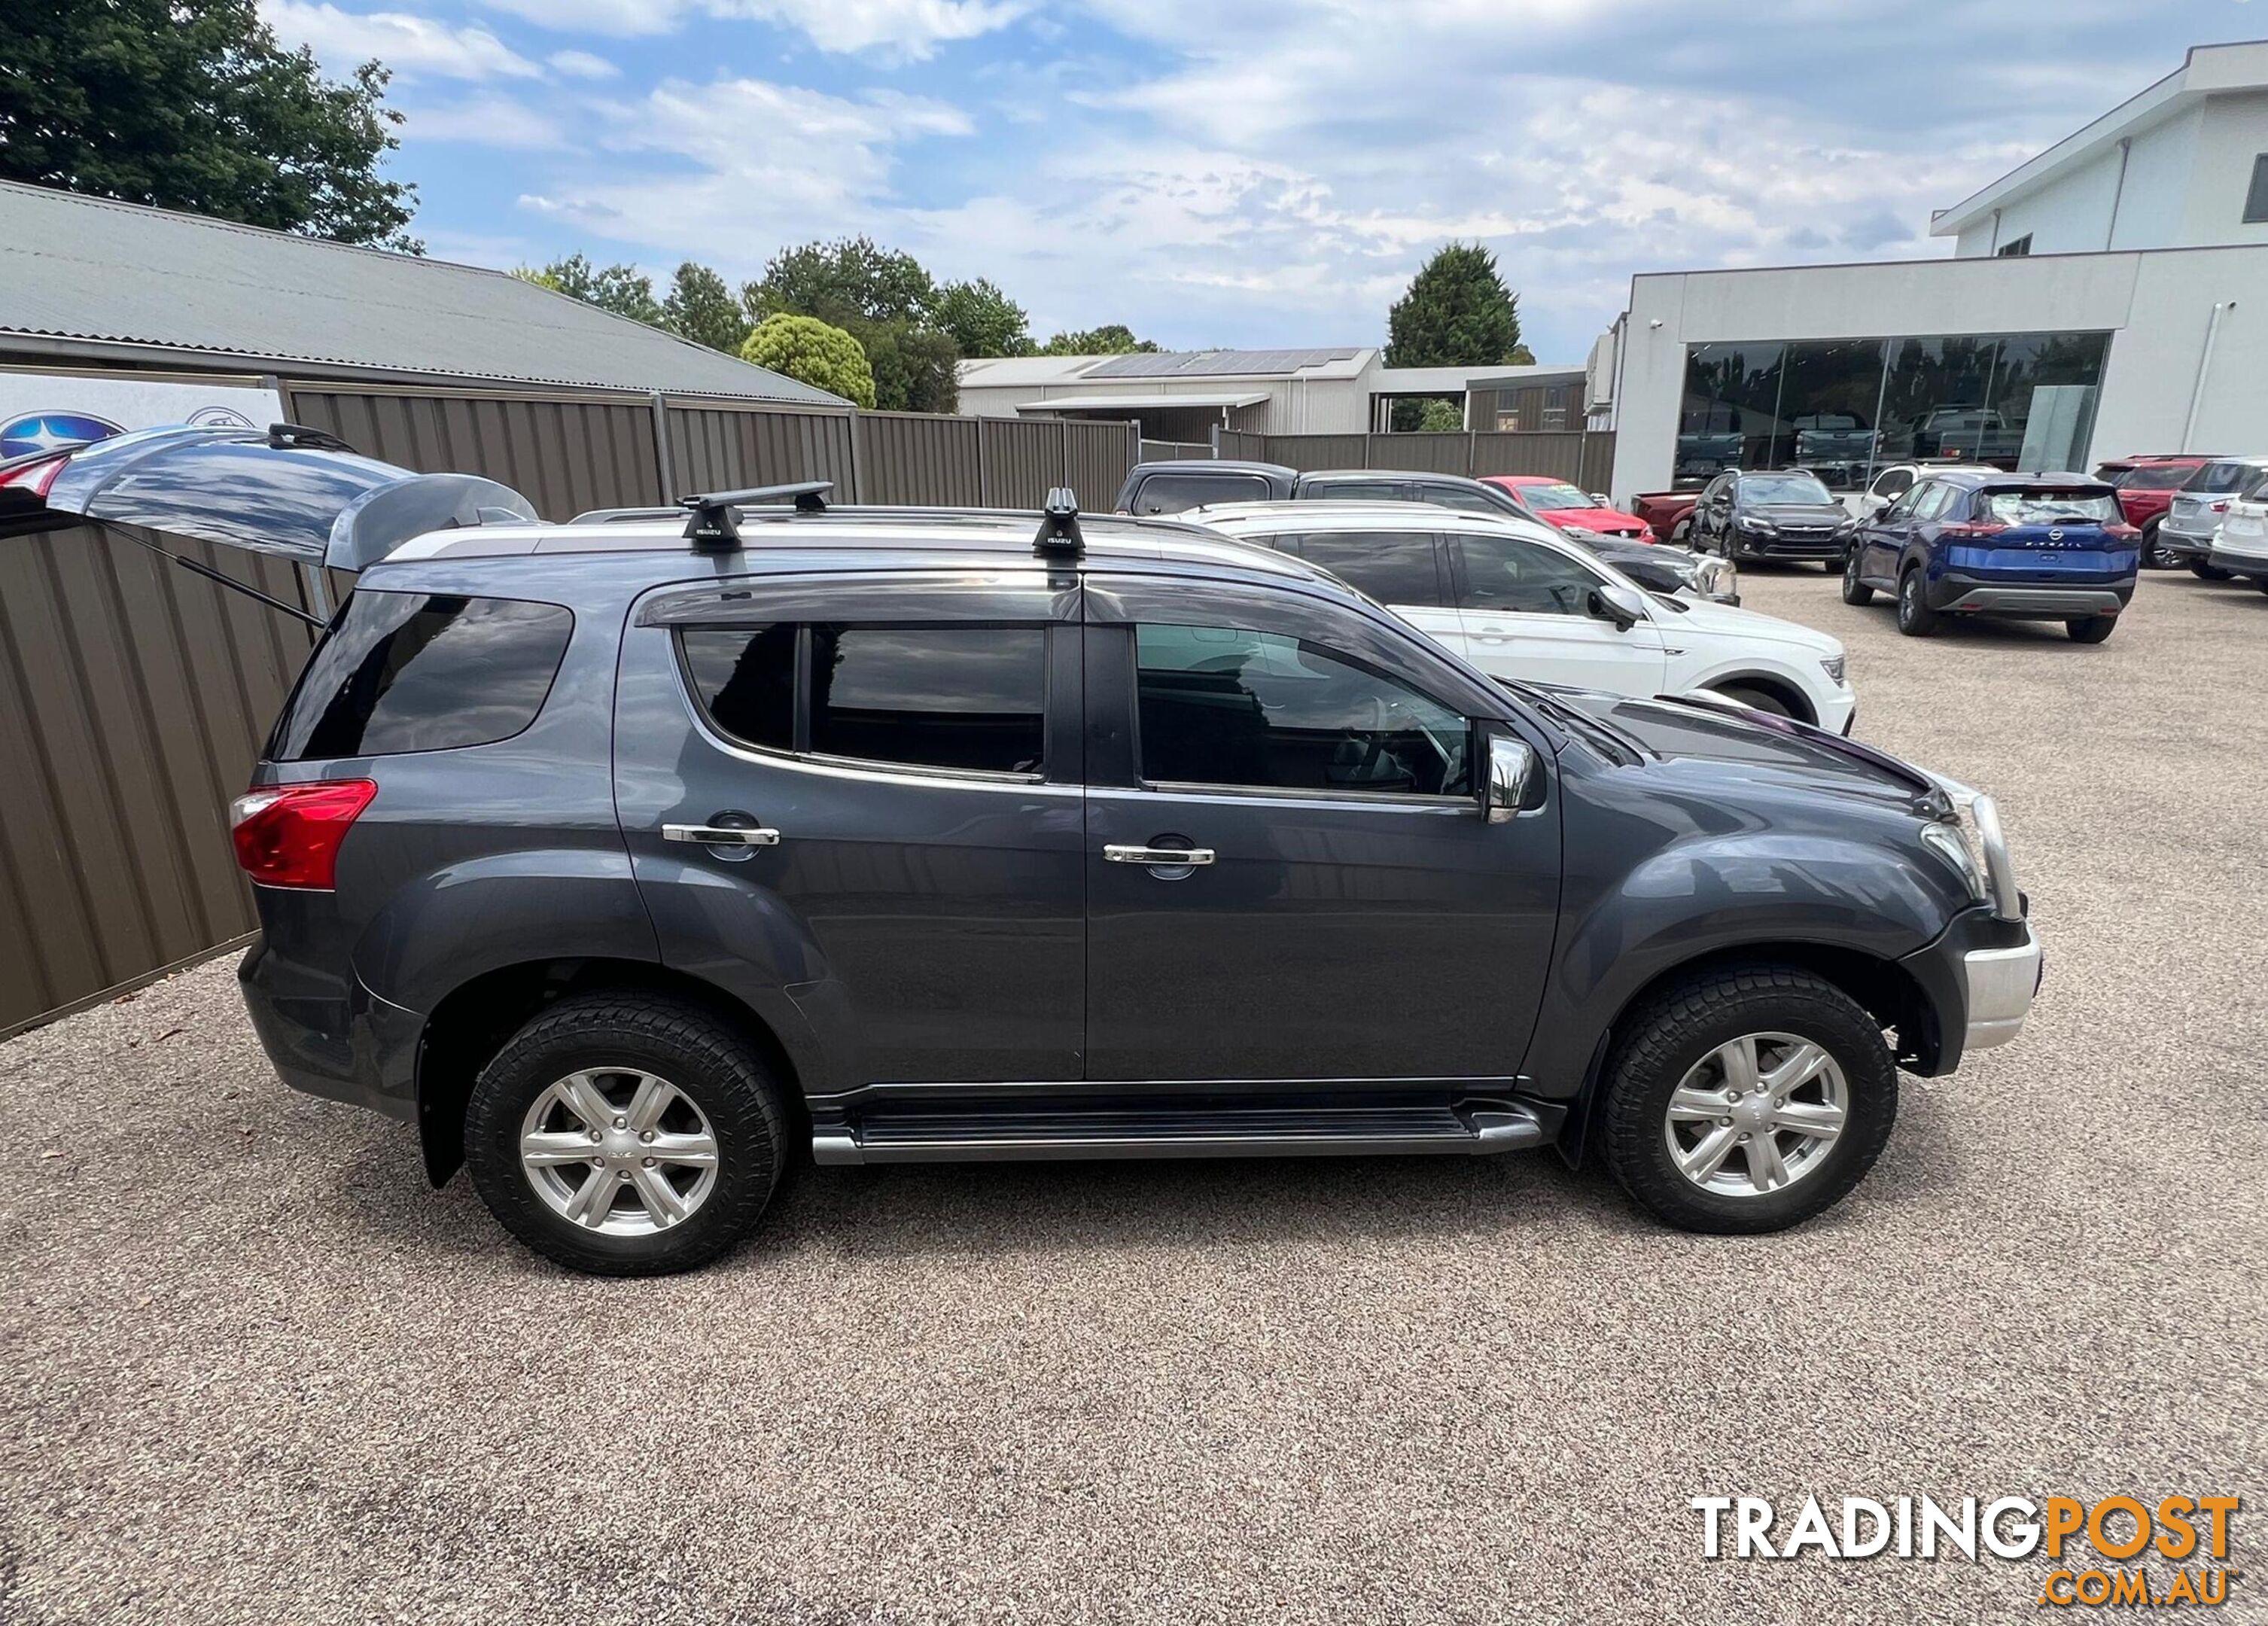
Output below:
[665,824,781,846]
[1104,844,1216,866]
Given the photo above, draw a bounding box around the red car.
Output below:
[2094,455,2217,569]
[1481,474,1653,540]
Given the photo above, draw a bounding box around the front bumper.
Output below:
[1730,531,1849,561]
[1895,905,2041,1075]
[1962,927,2043,1051]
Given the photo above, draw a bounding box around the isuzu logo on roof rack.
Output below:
[680,480,833,550]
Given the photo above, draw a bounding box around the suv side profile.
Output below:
[8,433,2043,1277]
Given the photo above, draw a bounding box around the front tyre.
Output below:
[466,994,788,1276]
[1840,548,1874,604]
[1600,967,1898,1234]
[2066,614,2117,644]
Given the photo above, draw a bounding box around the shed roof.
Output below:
[0,181,845,403]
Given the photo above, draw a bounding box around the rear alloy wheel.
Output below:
[2142,520,2178,571]
[1600,967,1897,1233]
[1840,548,1874,605]
[2066,614,2117,644]
[2190,562,2233,583]
[466,994,787,1275]
[1895,568,1938,637]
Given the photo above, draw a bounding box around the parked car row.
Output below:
[2,426,2044,1274]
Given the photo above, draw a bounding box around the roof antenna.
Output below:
[1033,488,1084,556]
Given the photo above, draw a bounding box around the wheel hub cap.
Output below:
[519,1067,720,1235]
[1662,1031,1849,1199]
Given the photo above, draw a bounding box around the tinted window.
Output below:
[811,626,1045,774]
[1134,624,1470,797]
[1453,534,1607,615]
[680,624,796,751]
[1418,483,1514,515]
[2245,153,2268,224]
[2189,461,2257,492]
[274,592,571,760]
[1288,531,1447,607]
[1517,482,1594,512]
[1911,483,1961,522]
[1134,472,1267,514]
[1738,473,1834,504]
[1870,467,1913,499]
[2110,465,2193,492]
[1980,490,2119,525]
[1303,479,1405,502]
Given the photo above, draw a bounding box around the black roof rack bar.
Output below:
[681,480,833,550]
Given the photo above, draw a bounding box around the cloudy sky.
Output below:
[263,1,2259,361]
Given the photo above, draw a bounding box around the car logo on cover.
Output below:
[0,411,123,460]
[2049,528,2064,542]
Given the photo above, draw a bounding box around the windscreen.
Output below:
[2187,461,2257,492]
[1516,482,1593,511]
[1740,473,1833,504]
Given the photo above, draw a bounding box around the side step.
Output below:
[811,1101,1549,1166]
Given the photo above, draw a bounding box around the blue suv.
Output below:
[1841,470,2138,643]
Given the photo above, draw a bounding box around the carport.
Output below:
[1015,392,1269,444]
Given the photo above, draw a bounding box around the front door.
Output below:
[1447,530,1669,694]
[613,572,1086,1086]
[1080,572,1560,1085]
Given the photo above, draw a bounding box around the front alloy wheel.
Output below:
[1661,1034,1847,1198]
[1840,548,1874,605]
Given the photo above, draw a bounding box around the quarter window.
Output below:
[272,592,572,760]
[1134,624,1472,797]
[1286,531,1448,607]
[1134,472,1268,514]
[1452,534,1608,616]
[1870,467,1913,500]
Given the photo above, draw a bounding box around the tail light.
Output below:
[1939,522,2007,540]
[230,780,376,890]
[0,452,72,498]
[2106,522,2139,540]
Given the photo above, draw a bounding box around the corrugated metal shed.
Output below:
[1084,348,1368,379]
[0,181,843,403]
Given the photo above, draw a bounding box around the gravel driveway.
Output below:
[4,568,2263,1625]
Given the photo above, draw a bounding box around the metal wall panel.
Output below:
[1063,420,1139,511]
[0,524,317,1037]
[978,417,1064,507]
[285,387,664,519]
[665,404,857,501]
[854,412,982,505]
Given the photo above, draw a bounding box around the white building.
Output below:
[1606,41,2268,502]
[957,349,1585,440]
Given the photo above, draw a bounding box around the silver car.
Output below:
[2157,458,2268,579]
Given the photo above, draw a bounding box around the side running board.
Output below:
[811,1101,1550,1165]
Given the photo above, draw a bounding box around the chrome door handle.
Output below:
[664,824,781,846]
[1104,844,1216,866]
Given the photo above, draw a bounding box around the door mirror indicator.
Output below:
[1588,583,1648,630]
[1486,734,1541,823]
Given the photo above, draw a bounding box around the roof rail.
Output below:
[681,480,833,550]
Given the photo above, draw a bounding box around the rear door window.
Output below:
[1450,533,1608,616]
[1285,531,1449,607]
[271,591,572,760]
[1133,472,1268,514]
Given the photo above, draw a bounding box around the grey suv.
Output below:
[12,431,2045,1276]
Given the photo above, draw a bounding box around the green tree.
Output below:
[515,254,664,326]
[741,314,875,408]
[934,278,1033,358]
[1040,324,1159,356]
[744,236,960,412]
[0,0,419,249]
[1384,242,1523,368]
[662,261,750,353]
[862,324,960,414]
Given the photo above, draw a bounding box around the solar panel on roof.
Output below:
[1084,347,1364,379]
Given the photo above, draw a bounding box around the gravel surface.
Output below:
[3,568,2263,1624]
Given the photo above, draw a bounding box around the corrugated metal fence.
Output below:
[1,382,1141,1036]
[1216,428,1616,494]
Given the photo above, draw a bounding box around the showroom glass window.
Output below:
[1679,331,2111,493]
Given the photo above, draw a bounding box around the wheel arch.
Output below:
[1700,670,1816,724]
[414,958,809,1187]
[1554,940,1941,1168]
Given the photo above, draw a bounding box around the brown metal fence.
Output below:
[1215,428,1615,492]
[1,379,1145,1034]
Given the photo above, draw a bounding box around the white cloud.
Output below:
[546,49,622,79]
[477,0,1025,56]
[261,0,540,78]
[400,96,571,151]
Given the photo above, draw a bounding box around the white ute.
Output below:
[1192,501,1858,733]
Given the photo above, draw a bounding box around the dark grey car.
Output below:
[9,434,2045,1276]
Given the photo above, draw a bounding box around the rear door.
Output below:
[613,570,1087,1086]
[1448,529,1668,693]
[1079,571,1559,1084]
[1277,529,1469,661]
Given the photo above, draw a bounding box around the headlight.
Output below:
[1820,653,1846,684]
[1920,822,1986,902]
[1737,515,1778,534]
[1919,772,2023,921]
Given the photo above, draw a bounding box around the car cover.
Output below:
[0,424,538,572]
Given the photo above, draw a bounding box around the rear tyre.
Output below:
[1895,568,1938,637]
[1840,549,1874,604]
[465,994,787,1276]
[1599,966,1898,1234]
[2142,520,2178,571]
[2190,562,2233,583]
[2066,614,2117,644]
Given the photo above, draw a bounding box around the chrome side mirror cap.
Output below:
[1486,734,1541,823]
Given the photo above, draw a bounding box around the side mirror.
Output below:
[1591,492,1612,507]
[1587,582,1648,630]
[1486,733,1540,823]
